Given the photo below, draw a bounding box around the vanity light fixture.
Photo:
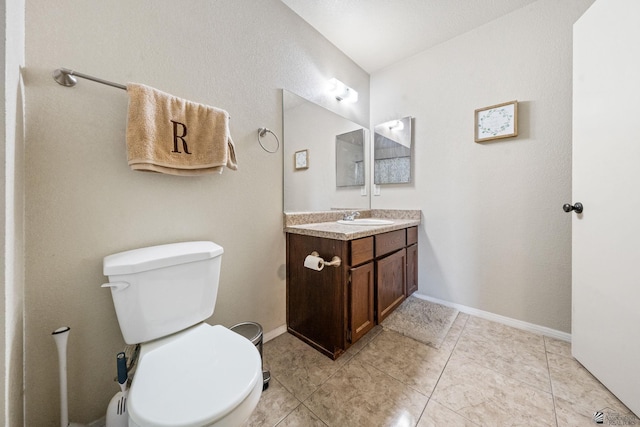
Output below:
[328,78,358,103]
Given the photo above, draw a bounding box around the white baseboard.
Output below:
[264,324,287,343]
[413,293,572,342]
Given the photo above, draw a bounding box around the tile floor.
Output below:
[246,313,639,427]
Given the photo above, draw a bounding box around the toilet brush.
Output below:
[52,326,86,427]
[106,352,129,427]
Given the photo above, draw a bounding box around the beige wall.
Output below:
[24,0,369,424]
[3,0,26,425]
[371,0,594,333]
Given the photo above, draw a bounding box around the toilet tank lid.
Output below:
[103,241,223,276]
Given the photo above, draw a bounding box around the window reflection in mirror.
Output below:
[373,116,413,184]
[336,129,365,187]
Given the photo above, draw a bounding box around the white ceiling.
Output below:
[281,0,539,73]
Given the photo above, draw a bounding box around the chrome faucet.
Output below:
[342,211,360,221]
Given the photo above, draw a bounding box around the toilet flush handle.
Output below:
[101,282,130,292]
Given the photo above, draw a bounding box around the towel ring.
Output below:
[258,128,280,153]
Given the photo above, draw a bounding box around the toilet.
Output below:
[102,241,263,427]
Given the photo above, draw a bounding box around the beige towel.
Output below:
[126,83,237,176]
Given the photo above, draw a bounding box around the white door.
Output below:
[572,0,640,416]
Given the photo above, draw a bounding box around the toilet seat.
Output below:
[128,323,262,427]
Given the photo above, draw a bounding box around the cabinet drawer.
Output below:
[375,230,406,257]
[407,227,418,245]
[350,237,373,266]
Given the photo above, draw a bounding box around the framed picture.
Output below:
[294,149,309,170]
[475,100,518,142]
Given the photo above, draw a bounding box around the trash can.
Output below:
[230,321,271,391]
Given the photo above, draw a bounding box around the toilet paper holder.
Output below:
[310,251,342,268]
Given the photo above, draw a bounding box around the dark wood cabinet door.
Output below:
[406,243,418,296]
[376,248,406,323]
[287,233,347,359]
[349,262,374,343]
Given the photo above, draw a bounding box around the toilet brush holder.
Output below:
[106,389,128,427]
[106,352,129,427]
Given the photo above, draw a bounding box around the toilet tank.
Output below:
[103,241,224,344]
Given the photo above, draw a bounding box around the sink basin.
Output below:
[337,219,394,226]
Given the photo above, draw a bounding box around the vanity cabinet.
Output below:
[286,226,418,359]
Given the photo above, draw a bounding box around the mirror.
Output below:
[283,90,369,212]
[373,116,413,184]
[336,129,365,187]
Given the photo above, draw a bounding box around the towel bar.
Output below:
[53,68,127,90]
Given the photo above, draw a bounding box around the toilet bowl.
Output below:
[128,324,262,427]
[102,241,263,427]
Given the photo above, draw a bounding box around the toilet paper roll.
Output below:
[304,255,325,271]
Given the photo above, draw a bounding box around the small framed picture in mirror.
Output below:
[294,149,309,170]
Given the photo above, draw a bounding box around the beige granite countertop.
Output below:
[284,209,421,241]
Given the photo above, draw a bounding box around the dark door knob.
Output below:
[563,202,583,214]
